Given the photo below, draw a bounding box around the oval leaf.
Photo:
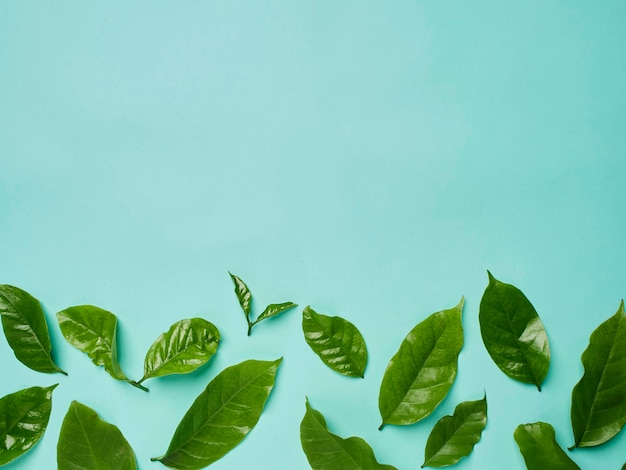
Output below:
[301,399,396,470]
[422,394,487,468]
[302,306,368,378]
[514,422,580,470]
[140,317,220,384]
[0,284,65,374]
[570,300,626,448]
[479,272,550,390]
[152,358,282,469]
[0,384,57,466]
[57,401,137,470]
[378,298,464,429]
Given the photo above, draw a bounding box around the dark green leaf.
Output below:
[254,302,298,326]
[0,384,57,466]
[57,400,137,470]
[300,399,396,470]
[152,358,282,469]
[570,300,626,448]
[378,298,464,429]
[229,271,252,321]
[514,422,580,470]
[302,306,368,378]
[0,284,65,374]
[422,394,487,467]
[479,271,550,390]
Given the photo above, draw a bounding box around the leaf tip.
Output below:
[487,270,496,282]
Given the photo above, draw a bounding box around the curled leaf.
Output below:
[514,422,580,469]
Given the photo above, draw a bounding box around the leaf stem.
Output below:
[128,380,149,392]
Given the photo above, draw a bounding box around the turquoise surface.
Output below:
[1,2,625,469]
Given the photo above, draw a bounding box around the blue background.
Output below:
[1,2,625,469]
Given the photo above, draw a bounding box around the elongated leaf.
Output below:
[0,285,65,374]
[254,302,298,325]
[0,384,57,465]
[378,298,464,429]
[422,394,487,467]
[140,318,220,384]
[300,399,396,470]
[152,358,282,469]
[479,272,550,390]
[514,422,580,470]
[56,305,146,391]
[229,272,252,321]
[57,401,136,470]
[302,306,368,378]
[570,300,626,448]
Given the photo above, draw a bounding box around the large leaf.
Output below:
[0,384,57,466]
[152,358,282,469]
[57,400,137,470]
[422,394,487,467]
[302,306,368,378]
[570,300,626,448]
[479,272,550,390]
[514,422,580,470]
[300,399,396,470]
[378,298,464,429]
[139,318,220,384]
[56,305,146,391]
[0,284,65,374]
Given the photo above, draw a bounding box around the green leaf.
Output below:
[479,271,550,390]
[378,298,464,429]
[229,271,252,321]
[56,305,147,391]
[254,302,298,326]
[140,318,220,384]
[152,358,282,469]
[300,399,396,470]
[570,300,626,448]
[514,422,580,470]
[302,306,368,378]
[0,384,57,466]
[422,394,487,467]
[57,401,137,470]
[0,284,66,374]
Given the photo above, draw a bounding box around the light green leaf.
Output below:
[514,422,580,470]
[254,302,298,326]
[422,394,487,467]
[57,401,137,470]
[0,284,65,374]
[152,358,282,469]
[479,271,550,390]
[570,300,626,448]
[302,306,368,378]
[300,399,396,470]
[0,384,57,466]
[378,298,464,429]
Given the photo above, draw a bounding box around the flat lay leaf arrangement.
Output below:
[0,271,625,469]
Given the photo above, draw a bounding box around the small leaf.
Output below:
[300,399,396,470]
[570,300,626,448]
[422,394,487,467]
[57,401,137,470]
[229,271,252,321]
[302,306,368,378]
[479,271,550,390]
[0,384,57,466]
[378,298,464,429]
[140,318,220,384]
[0,284,66,374]
[152,358,282,469]
[254,302,298,326]
[56,305,146,391]
[514,422,580,470]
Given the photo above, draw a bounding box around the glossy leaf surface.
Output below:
[140,318,220,384]
[0,284,65,374]
[378,298,464,428]
[422,394,487,467]
[514,422,580,470]
[570,300,626,448]
[0,384,57,466]
[254,302,298,325]
[479,272,550,390]
[229,272,252,321]
[153,358,282,469]
[300,399,396,470]
[302,306,368,378]
[57,400,137,470]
